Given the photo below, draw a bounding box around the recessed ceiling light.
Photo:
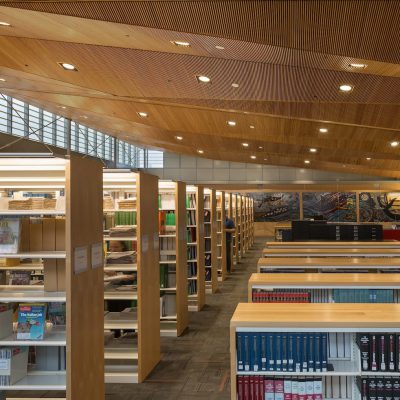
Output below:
[263,158,268,161]
[250,155,256,159]
[339,84,353,92]
[227,120,236,127]
[58,62,77,71]
[319,128,328,133]
[249,125,255,129]
[258,146,263,150]
[304,160,311,164]
[349,63,367,69]
[196,75,211,84]
[215,45,225,50]
[0,22,11,27]
[80,115,88,119]
[171,41,190,47]
[366,157,371,161]
[242,143,249,147]
[175,136,183,141]
[197,149,204,154]
[232,83,239,88]
[137,112,148,118]
[0,78,5,82]
[391,141,399,147]
[309,148,317,153]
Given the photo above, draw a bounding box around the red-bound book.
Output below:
[244,376,250,400]
[264,378,275,400]
[259,377,264,400]
[284,378,292,400]
[252,376,258,400]
[275,377,284,400]
[249,375,255,400]
[237,375,244,400]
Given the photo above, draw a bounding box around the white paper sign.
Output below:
[91,242,103,269]
[74,246,88,274]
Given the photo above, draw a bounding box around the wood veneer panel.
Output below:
[196,186,205,310]
[209,189,218,294]
[66,156,104,400]
[137,171,160,382]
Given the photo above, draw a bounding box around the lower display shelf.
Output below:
[104,290,137,300]
[104,347,138,360]
[0,372,66,391]
[105,365,138,384]
[0,328,66,346]
[104,312,138,330]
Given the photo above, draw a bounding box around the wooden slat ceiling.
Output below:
[0,1,399,178]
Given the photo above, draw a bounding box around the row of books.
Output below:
[237,332,328,373]
[359,377,400,400]
[252,291,311,303]
[159,211,176,235]
[188,280,197,295]
[188,262,197,278]
[205,268,211,282]
[186,194,196,208]
[103,211,137,231]
[251,289,397,304]
[187,246,197,260]
[158,194,175,210]
[187,210,196,226]
[357,333,400,372]
[237,376,323,400]
[205,253,211,266]
[160,265,176,289]
[160,293,176,317]
[333,289,394,303]
[187,227,196,242]
[0,217,65,254]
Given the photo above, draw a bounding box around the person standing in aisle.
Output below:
[225,216,236,273]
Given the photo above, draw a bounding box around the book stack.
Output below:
[333,289,394,303]
[159,211,176,235]
[188,262,197,278]
[187,245,197,261]
[359,377,400,400]
[187,211,196,226]
[186,194,196,208]
[109,226,137,238]
[252,290,311,303]
[8,197,56,210]
[357,333,400,372]
[106,251,137,265]
[237,376,323,400]
[117,199,136,210]
[188,279,197,295]
[237,332,328,373]
[103,196,114,210]
[9,270,32,285]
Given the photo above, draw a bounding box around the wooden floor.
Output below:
[5,238,264,400]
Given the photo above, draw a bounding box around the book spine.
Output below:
[244,376,250,400]
[264,378,275,400]
[379,334,387,371]
[314,333,321,373]
[284,378,292,400]
[288,333,294,372]
[321,333,327,372]
[261,334,267,371]
[370,377,378,400]
[371,334,378,371]
[313,378,323,400]
[377,377,385,400]
[308,333,314,372]
[389,334,396,372]
[275,377,284,400]
[244,334,250,372]
[237,375,244,400]
[282,333,288,372]
[358,333,370,371]
[268,333,275,371]
[385,378,393,400]
[298,377,306,400]
[295,333,302,372]
[276,333,282,372]
[305,378,314,400]
[251,333,260,372]
[393,378,400,400]
[292,378,299,400]
[361,377,368,400]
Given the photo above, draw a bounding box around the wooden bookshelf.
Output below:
[257,256,400,273]
[230,303,400,400]
[103,170,160,383]
[250,198,254,246]
[248,272,400,302]
[216,191,227,282]
[232,194,240,265]
[0,156,104,399]
[186,185,205,312]
[158,180,188,336]
[204,188,218,294]
[266,240,400,249]
[263,247,400,257]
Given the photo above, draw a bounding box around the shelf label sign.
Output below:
[0,359,10,370]
[74,246,88,274]
[91,242,103,269]
[142,234,149,252]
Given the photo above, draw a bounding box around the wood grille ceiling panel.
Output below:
[0,1,399,178]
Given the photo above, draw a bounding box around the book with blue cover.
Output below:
[17,303,46,340]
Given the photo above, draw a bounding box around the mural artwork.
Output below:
[250,192,300,222]
[359,192,400,222]
[302,192,357,222]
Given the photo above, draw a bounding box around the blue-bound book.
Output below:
[236,333,244,371]
[17,303,46,340]
[250,333,261,372]
[260,333,267,371]
[302,332,308,372]
[295,333,302,372]
[275,332,282,371]
[243,333,250,371]
[314,333,321,372]
[308,333,314,372]
[267,333,275,371]
[321,332,328,372]
[287,333,295,372]
[282,333,288,372]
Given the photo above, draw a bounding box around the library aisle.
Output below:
[104,238,266,400]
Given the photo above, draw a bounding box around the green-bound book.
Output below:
[160,264,168,288]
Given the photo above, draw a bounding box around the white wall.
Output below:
[145,152,385,184]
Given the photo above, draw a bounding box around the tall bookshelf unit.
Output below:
[232,194,240,265]
[249,198,254,246]
[237,195,243,260]
[230,302,400,400]
[204,188,218,294]
[0,156,104,400]
[103,170,160,383]
[186,186,205,312]
[243,196,249,254]
[158,181,188,337]
[216,191,227,282]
